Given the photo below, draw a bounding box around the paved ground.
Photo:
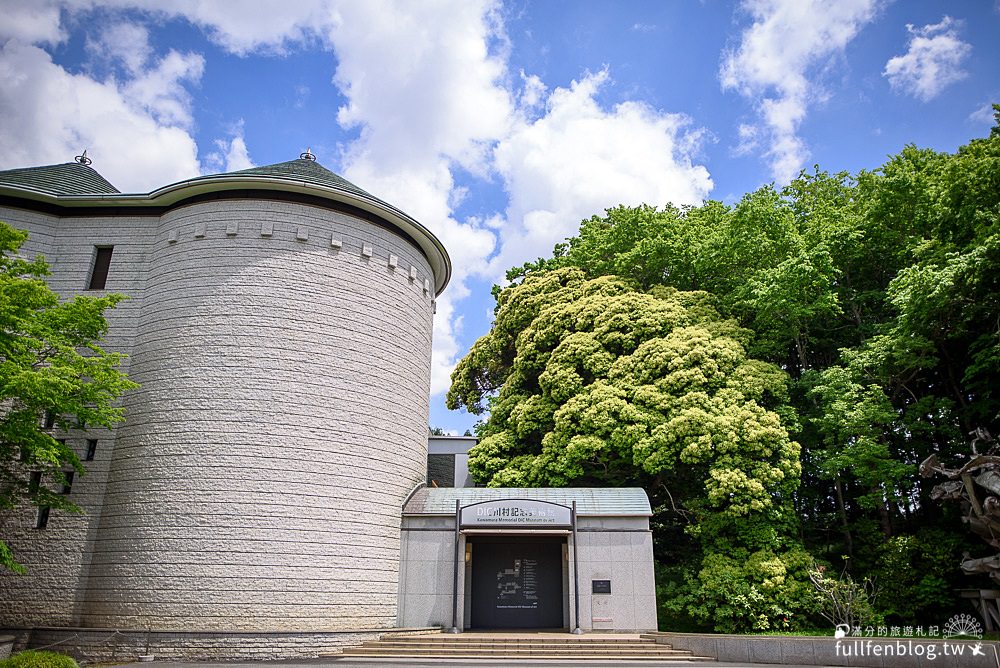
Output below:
[114,660,839,668]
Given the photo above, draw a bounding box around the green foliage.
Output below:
[0,651,79,668]
[0,222,138,573]
[684,548,818,633]
[450,107,1000,631]
[808,563,881,630]
[451,270,800,514]
[872,528,968,624]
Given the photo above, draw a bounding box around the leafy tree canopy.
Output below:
[450,269,799,518]
[0,222,137,572]
[451,106,1000,630]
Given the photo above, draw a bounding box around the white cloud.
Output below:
[76,0,335,56]
[519,71,547,111]
[167,0,333,55]
[0,0,66,44]
[87,21,152,75]
[123,50,205,128]
[734,122,759,155]
[0,40,201,192]
[205,121,255,173]
[489,70,712,278]
[721,0,881,184]
[325,0,509,395]
[969,102,998,128]
[222,134,254,171]
[294,84,310,109]
[883,16,971,102]
[331,0,512,175]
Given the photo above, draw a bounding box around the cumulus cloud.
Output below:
[489,69,712,278]
[0,0,716,399]
[87,21,152,75]
[205,121,255,173]
[0,0,66,44]
[152,0,333,55]
[883,16,971,102]
[0,40,201,192]
[0,0,334,190]
[0,2,210,191]
[720,0,881,184]
[324,3,713,395]
[969,102,998,128]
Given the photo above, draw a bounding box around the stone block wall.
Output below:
[574,518,658,632]
[0,195,438,634]
[0,206,150,627]
[10,627,438,662]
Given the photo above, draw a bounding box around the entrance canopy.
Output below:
[403,487,653,518]
[398,487,658,633]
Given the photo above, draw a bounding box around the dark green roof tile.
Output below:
[0,162,119,195]
[224,158,373,199]
[182,157,416,222]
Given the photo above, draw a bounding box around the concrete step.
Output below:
[339,657,712,662]
[344,647,694,655]
[337,648,713,662]
[365,638,688,649]
[330,634,714,662]
[375,637,660,644]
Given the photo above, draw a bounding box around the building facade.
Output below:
[0,155,655,660]
[0,154,448,656]
[399,487,658,634]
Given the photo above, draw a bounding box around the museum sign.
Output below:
[460,499,572,528]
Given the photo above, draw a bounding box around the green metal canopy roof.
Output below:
[404,487,652,517]
[0,162,119,196]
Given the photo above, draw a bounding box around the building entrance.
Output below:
[469,535,565,629]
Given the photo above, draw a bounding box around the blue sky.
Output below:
[1,1,998,434]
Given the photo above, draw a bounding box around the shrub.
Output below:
[687,547,819,633]
[808,563,881,630]
[872,528,968,624]
[0,651,79,668]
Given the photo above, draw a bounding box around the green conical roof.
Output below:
[0,161,119,196]
[223,157,374,200]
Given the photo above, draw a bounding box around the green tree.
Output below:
[449,268,812,630]
[454,107,1000,627]
[0,222,137,572]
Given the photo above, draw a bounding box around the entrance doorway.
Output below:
[469,535,565,629]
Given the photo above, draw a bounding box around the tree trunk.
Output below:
[878,496,893,538]
[834,475,853,558]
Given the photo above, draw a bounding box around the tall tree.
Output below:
[449,269,812,631]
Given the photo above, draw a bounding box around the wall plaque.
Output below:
[592,579,612,594]
[460,499,572,528]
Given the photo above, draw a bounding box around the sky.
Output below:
[1,0,998,434]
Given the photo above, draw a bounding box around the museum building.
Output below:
[0,154,656,660]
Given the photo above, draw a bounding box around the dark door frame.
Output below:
[466,534,568,630]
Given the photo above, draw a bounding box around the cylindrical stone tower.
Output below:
[72,157,449,631]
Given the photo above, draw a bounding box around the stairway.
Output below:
[332,632,714,662]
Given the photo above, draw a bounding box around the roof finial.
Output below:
[74,150,92,166]
[299,147,316,161]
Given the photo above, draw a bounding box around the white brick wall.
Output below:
[0,196,437,633]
